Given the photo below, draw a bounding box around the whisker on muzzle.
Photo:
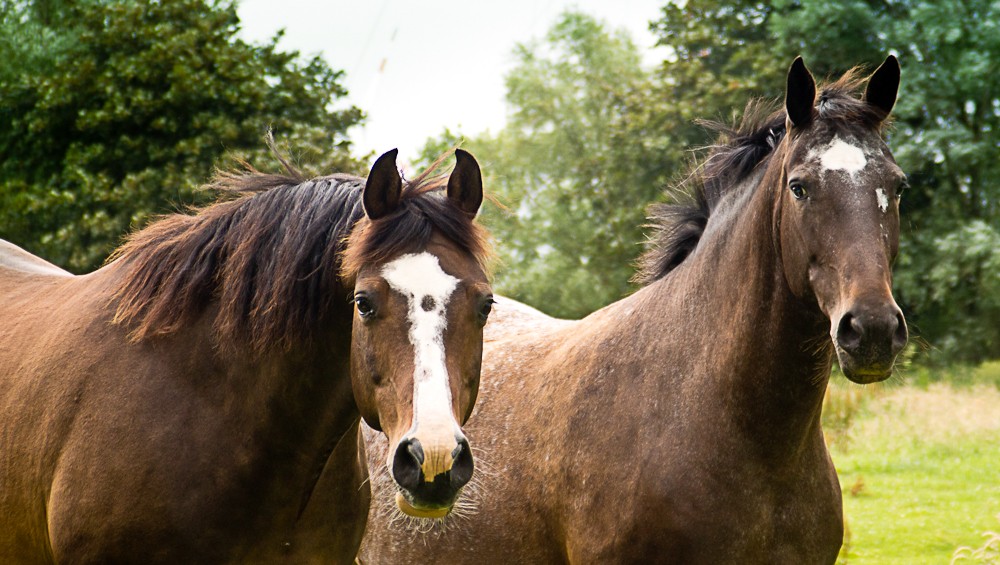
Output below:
[357,475,371,493]
[367,441,491,537]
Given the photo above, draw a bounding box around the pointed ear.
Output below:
[863,55,900,118]
[447,149,483,217]
[363,149,402,220]
[785,56,817,129]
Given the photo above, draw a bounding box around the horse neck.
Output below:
[619,169,831,455]
[93,250,363,447]
[243,313,358,441]
[195,296,361,483]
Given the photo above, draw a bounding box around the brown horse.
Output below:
[360,57,907,563]
[0,148,494,563]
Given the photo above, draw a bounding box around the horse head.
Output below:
[346,149,492,517]
[777,56,908,383]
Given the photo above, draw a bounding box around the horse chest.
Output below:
[558,493,841,563]
[555,441,843,564]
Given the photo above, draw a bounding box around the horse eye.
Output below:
[789,181,807,200]
[897,179,909,199]
[478,297,495,324]
[355,294,376,319]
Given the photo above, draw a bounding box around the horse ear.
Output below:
[447,149,483,217]
[785,56,817,129]
[863,55,900,119]
[363,149,402,220]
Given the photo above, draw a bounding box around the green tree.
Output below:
[418,2,998,363]
[419,12,672,318]
[885,0,1000,363]
[0,0,363,272]
[651,0,786,146]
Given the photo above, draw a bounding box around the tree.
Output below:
[416,2,998,363]
[419,12,672,318]
[884,0,1000,363]
[0,0,364,272]
[651,0,787,150]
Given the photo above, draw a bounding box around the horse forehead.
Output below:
[380,252,459,302]
[802,133,893,177]
[815,137,867,173]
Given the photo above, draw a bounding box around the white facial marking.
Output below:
[817,137,868,176]
[876,188,889,213]
[381,252,460,440]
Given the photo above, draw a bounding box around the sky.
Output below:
[237,0,667,165]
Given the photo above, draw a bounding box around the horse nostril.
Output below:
[892,311,908,353]
[450,437,474,490]
[392,438,424,491]
[837,313,862,353]
[407,438,425,465]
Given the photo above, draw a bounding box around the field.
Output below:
[828,363,1000,564]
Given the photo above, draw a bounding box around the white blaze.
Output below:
[381,252,460,437]
[876,188,889,213]
[818,137,867,176]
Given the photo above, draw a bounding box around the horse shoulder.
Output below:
[0,239,72,278]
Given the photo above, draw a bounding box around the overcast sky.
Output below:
[237,0,666,165]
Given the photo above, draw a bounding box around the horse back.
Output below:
[0,239,72,278]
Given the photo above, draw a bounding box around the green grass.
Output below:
[901,360,1000,388]
[973,361,1000,387]
[826,380,1000,564]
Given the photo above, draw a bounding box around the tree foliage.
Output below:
[0,0,363,271]
[6,0,994,364]
[652,0,785,145]
[420,12,672,318]
[424,2,998,364]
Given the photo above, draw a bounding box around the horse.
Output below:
[0,148,494,563]
[360,56,907,563]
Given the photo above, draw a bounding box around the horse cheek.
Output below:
[452,335,483,425]
[779,209,814,300]
[350,324,382,432]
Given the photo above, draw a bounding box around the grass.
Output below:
[826,373,1000,564]
[971,361,1000,388]
[952,518,1000,564]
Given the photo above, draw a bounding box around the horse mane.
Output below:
[110,156,491,354]
[634,67,890,285]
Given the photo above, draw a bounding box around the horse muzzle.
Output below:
[390,434,473,518]
[832,299,908,384]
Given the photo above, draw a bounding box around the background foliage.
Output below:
[418,13,672,317]
[0,0,363,272]
[1,0,996,365]
[423,1,999,365]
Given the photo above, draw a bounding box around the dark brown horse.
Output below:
[360,57,907,563]
[0,148,493,563]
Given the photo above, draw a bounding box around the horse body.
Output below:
[1,149,492,563]
[362,176,841,563]
[1,244,367,563]
[361,57,904,563]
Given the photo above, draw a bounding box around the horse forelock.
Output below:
[635,66,889,285]
[340,174,493,287]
